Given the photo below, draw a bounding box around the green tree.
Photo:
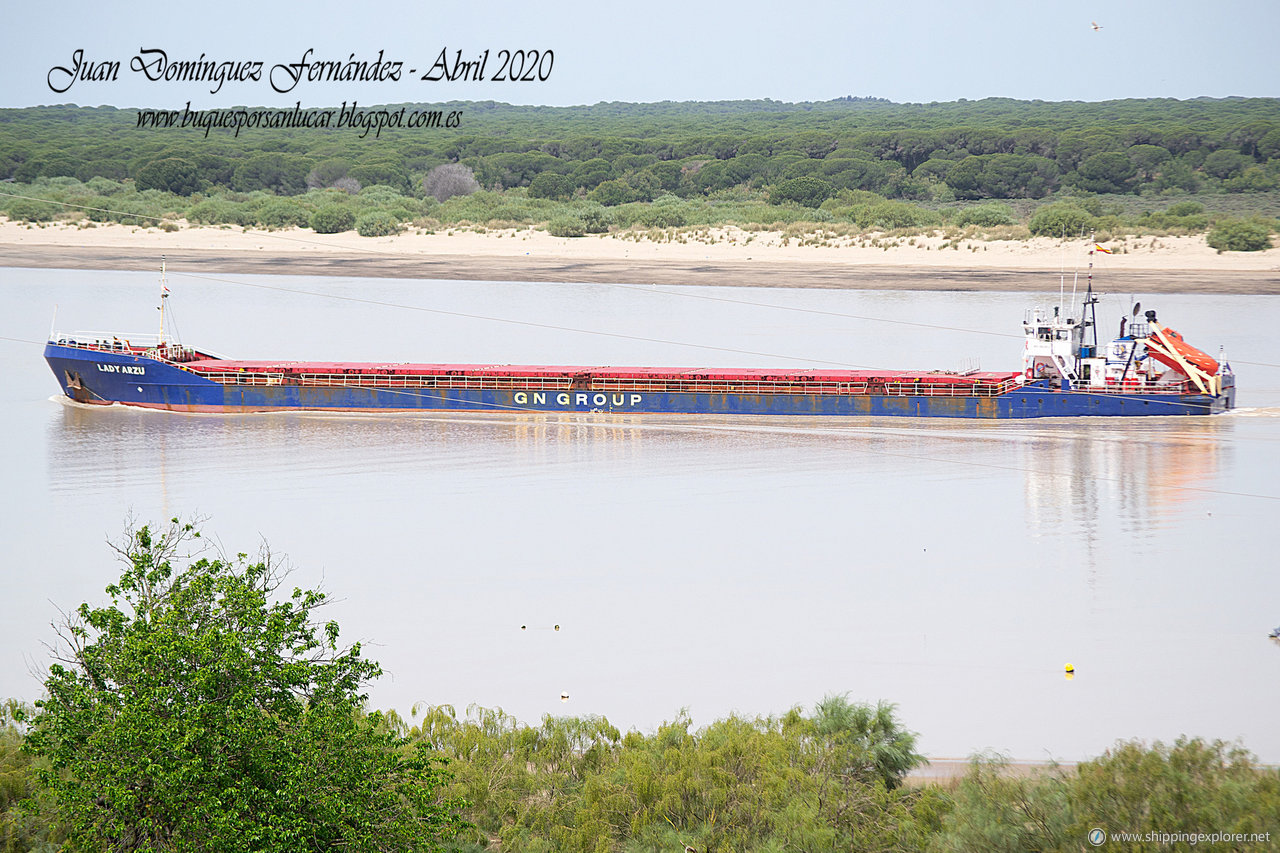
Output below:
[348,161,408,193]
[25,520,462,853]
[527,172,575,200]
[586,178,639,206]
[1127,144,1171,180]
[934,755,1073,852]
[769,176,835,207]
[569,158,613,190]
[1069,152,1139,193]
[1202,149,1252,180]
[306,158,351,190]
[945,154,1059,199]
[1065,738,1280,845]
[134,157,202,195]
[232,153,312,195]
[937,739,1280,852]
[1155,158,1202,192]
[807,694,924,789]
[1259,128,1280,160]
[645,160,684,192]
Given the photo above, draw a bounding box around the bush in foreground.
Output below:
[25,520,463,852]
[937,738,1280,851]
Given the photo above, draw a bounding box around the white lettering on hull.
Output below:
[97,363,145,375]
[514,391,644,409]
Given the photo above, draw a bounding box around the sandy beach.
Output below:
[3,219,1278,293]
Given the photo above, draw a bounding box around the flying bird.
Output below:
[1091,21,1103,31]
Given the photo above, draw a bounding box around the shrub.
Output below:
[955,202,1016,227]
[641,198,688,228]
[85,176,126,195]
[331,177,362,195]
[1206,219,1273,252]
[255,199,310,229]
[423,164,480,202]
[185,199,254,227]
[4,198,61,222]
[770,176,835,207]
[355,211,402,237]
[73,195,119,223]
[577,203,611,233]
[547,215,586,237]
[846,200,940,230]
[1165,201,1204,217]
[1028,203,1096,237]
[356,184,407,204]
[310,206,356,234]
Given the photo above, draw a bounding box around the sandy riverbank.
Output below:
[3,220,1278,293]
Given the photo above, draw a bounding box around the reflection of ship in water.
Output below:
[1022,419,1230,538]
[47,399,708,497]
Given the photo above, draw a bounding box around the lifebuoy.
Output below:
[1034,363,1050,378]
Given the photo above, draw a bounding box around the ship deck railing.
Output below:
[190,370,1038,398]
[50,337,207,365]
[1074,380,1199,396]
[54,331,164,348]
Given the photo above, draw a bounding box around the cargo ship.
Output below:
[44,272,1235,419]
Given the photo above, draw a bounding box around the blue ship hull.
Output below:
[45,343,1226,419]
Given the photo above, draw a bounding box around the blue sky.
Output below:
[4,0,1277,108]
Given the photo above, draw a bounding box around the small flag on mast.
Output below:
[1094,244,1113,254]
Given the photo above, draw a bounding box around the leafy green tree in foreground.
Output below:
[26,520,462,852]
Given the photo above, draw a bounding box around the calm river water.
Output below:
[3,266,1279,763]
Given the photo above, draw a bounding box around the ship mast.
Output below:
[158,255,169,346]
[1083,240,1099,350]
